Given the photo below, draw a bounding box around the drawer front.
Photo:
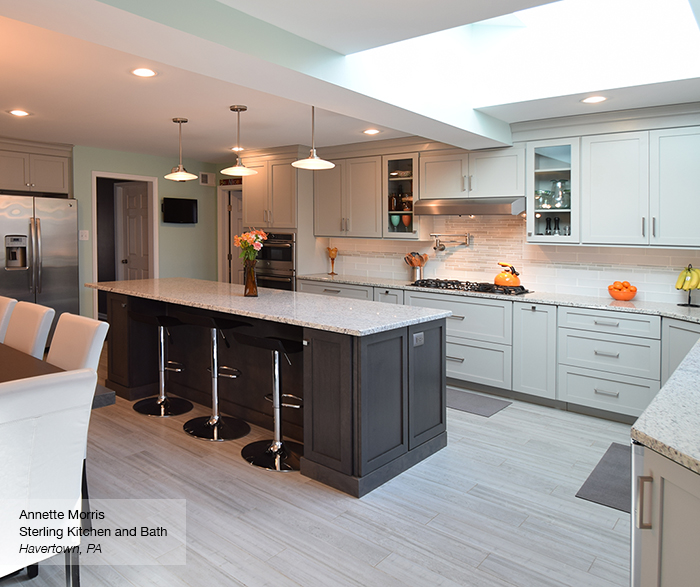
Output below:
[297,280,373,300]
[446,338,512,390]
[373,287,404,305]
[558,306,660,339]
[558,365,660,416]
[558,328,660,380]
[406,291,512,345]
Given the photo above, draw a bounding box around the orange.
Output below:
[622,281,631,288]
[629,285,637,292]
[613,281,623,290]
[608,284,614,290]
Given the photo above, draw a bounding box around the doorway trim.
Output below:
[91,171,160,318]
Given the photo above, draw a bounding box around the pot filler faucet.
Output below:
[430,233,470,251]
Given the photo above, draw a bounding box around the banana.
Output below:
[692,267,700,290]
[683,270,695,290]
[689,267,700,290]
[676,268,690,289]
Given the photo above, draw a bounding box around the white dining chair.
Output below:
[3,301,55,359]
[0,368,97,584]
[0,295,18,343]
[46,313,110,371]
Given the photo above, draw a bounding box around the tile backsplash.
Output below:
[328,215,700,304]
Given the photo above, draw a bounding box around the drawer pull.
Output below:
[448,315,465,321]
[594,388,620,398]
[594,319,620,327]
[637,476,653,530]
[323,288,341,294]
[446,356,465,363]
[594,350,620,358]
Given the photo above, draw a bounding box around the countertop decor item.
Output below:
[327,247,338,275]
[675,264,700,307]
[292,106,335,170]
[608,280,637,301]
[164,118,198,182]
[221,105,258,177]
[234,229,268,296]
[494,262,521,286]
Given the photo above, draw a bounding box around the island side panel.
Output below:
[408,319,447,449]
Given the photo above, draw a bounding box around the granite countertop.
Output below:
[85,278,451,337]
[298,273,700,324]
[632,338,700,474]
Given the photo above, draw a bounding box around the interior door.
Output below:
[116,182,150,280]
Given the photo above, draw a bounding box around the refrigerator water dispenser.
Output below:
[5,235,28,269]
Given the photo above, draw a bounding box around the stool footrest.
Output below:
[165,360,184,373]
[264,393,303,409]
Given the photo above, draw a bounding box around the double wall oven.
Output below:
[256,232,296,291]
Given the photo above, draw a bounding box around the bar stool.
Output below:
[180,314,251,441]
[234,333,303,471]
[128,312,193,417]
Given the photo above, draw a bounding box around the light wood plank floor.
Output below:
[8,387,631,587]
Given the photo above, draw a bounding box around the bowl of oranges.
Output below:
[608,280,637,301]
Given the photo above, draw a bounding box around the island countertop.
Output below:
[86,278,451,337]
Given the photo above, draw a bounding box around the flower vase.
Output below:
[244,259,258,297]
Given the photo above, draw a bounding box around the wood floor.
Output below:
[7,386,631,587]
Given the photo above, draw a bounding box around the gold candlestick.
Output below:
[327,247,338,275]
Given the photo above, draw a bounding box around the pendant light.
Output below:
[164,118,198,182]
[292,106,335,170]
[221,105,258,177]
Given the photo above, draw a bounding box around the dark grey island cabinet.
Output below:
[89,278,449,497]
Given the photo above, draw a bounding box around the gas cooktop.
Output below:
[411,279,530,295]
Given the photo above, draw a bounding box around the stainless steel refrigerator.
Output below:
[1,193,79,338]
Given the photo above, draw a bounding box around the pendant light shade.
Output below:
[221,105,258,177]
[292,106,335,170]
[164,118,198,182]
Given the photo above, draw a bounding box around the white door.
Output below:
[116,182,150,280]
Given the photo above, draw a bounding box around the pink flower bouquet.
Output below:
[233,229,268,261]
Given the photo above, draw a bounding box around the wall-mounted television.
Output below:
[162,197,198,224]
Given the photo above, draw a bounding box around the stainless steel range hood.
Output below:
[413,197,526,216]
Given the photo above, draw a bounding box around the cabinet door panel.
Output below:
[242,161,268,228]
[419,152,469,199]
[0,151,30,190]
[345,156,381,237]
[468,147,524,198]
[581,132,649,245]
[29,154,69,193]
[650,127,700,246]
[374,287,404,304]
[446,338,512,389]
[512,303,557,399]
[269,159,297,228]
[661,318,700,384]
[314,161,344,236]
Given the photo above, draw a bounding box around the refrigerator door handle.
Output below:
[29,217,36,293]
[36,217,43,294]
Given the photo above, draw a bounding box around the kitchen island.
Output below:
[86,278,450,497]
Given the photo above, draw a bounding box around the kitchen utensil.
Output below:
[412,266,422,281]
[494,262,521,286]
[545,217,552,235]
[553,217,560,236]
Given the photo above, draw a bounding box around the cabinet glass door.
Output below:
[526,138,580,243]
[383,154,419,239]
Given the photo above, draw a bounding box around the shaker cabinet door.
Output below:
[313,161,344,236]
[419,152,469,200]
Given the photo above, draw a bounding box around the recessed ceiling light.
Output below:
[581,96,607,104]
[131,68,157,78]
[8,109,31,117]
[230,147,244,152]
[363,128,381,135]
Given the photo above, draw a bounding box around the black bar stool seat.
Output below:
[128,312,193,417]
[233,333,303,472]
[179,314,251,441]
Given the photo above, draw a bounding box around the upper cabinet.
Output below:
[0,151,71,194]
[526,138,580,243]
[419,147,525,200]
[242,157,297,229]
[314,156,382,238]
[383,153,421,239]
[581,131,650,245]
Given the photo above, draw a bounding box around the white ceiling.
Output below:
[1,0,699,165]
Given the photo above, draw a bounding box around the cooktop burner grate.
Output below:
[412,279,530,295]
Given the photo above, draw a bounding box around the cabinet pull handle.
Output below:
[641,217,646,237]
[652,217,656,237]
[636,476,653,530]
[448,315,465,321]
[323,288,341,294]
[340,218,345,231]
[594,319,619,327]
[446,356,465,363]
[263,210,267,222]
[531,305,537,311]
[462,175,467,192]
[268,209,273,224]
[594,350,620,358]
[346,217,351,232]
[468,175,473,191]
[594,388,620,398]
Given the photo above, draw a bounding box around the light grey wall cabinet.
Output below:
[405,290,513,389]
[297,279,373,300]
[661,318,700,385]
[512,302,557,399]
[313,156,382,238]
[557,307,661,416]
[0,150,71,194]
[242,157,297,229]
[633,445,700,586]
[374,287,404,304]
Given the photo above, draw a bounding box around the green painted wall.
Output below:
[73,145,218,316]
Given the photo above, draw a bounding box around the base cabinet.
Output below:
[661,318,700,385]
[634,446,700,586]
[297,279,373,300]
[512,302,557,399]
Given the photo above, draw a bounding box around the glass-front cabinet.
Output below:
[526,138,580,243]
[382,153,420,239]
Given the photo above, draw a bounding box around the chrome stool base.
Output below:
[242,439,303,472]
[183,415,250,441]
[133,396,193,417]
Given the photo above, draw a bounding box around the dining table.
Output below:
[0,342,115,409]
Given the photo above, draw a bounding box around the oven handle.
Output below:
[264,243,293,248]
[257,275,294,283]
